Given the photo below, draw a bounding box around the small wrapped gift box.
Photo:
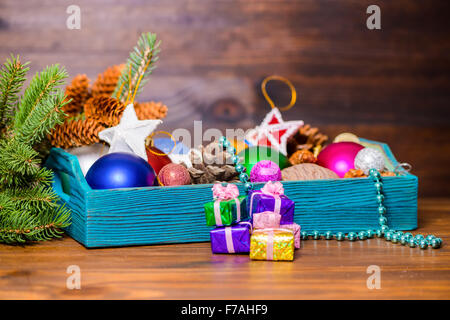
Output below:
[281,223,301,249]
[204,184,249,227]
[250,228,295,261]
[253,211,281,229]
[210,222,252,254]
[247,182,294,225]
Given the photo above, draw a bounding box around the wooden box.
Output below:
[45,139,418,248]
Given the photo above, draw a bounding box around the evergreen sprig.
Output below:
[0,55,29,131]
[0,56,71,244]
[114,32,160,103]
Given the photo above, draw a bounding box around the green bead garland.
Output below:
[218,136,443,250]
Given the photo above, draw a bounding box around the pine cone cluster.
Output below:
[187,142,239,184]
[63,74,90,116]
[287,124,328,155]
[48,65,168,149]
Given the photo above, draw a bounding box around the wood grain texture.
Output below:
[0,0,449,196]
[0,198,449,300]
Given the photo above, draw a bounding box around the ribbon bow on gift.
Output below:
[212,183,240,200]
[250,181,284,217]
[260,181,284,196]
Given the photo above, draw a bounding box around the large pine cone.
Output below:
[134,101,168,120]
[49,118,106,149]
[84,96,126,127]
[91,64,124,98]
[63,74,90,116]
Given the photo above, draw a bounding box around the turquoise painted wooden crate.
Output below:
[44,138,417,248]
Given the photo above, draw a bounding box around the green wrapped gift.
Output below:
[204,196,249,227]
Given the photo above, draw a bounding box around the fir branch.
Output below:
[14,64,67,131]
[114,32,160,102]
[0,55,29,132]
[15,89,69,146]
[0,205,70,244]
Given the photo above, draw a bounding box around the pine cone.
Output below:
[49,118,106,149]
[84,96,126,126]
[91,64,124,98]
[134,101,168,120]
[187,142,238,184]
[287,124,328,155]
[63,74,90,116]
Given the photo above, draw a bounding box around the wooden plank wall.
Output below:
[0,0,449,196]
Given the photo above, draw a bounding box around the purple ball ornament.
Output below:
[250,160,282,183]
[316,142,364,178]
[86,152,156,189]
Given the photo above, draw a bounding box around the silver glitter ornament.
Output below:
[354,147,385,175]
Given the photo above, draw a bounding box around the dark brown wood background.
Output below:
[1,0,449,196]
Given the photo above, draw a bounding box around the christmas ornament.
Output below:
[99,104,162,161]
[146,146,172,175]
[157,163,191,186]
[250,160,282,183]
[231,138,249,154]
[316,142,364,178]
[85,152,155,189]
[333,132,360,144]
[354,147,386,175]
[152,137,189,155]
[288,149,316,165]
[67,143,110,176]
[282,164,339,181]
[238,146,289,176]
[287,124,328,155]
[245,107,303,156]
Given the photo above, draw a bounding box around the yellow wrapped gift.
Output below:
[250,228,295,261]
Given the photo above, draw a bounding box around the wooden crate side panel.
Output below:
[82,176,417,247]
[45,149,90,245]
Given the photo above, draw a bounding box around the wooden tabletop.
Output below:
[1,198,449,300]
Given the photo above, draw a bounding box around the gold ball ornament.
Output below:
[333,132,360,144]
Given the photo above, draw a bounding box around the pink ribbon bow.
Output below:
[250,181,284,217]
[260,181,284,197]
[212,183,240,200]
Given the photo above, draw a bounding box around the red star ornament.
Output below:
[245,108,303,155]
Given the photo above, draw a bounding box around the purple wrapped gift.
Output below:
[210,222,252,254]
[247,182,294,225]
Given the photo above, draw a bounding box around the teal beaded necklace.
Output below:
[218,136,442,250]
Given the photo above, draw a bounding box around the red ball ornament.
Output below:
[146,146,172,175]
[158,163,191,186]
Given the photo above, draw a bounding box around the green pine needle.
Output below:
[0,56,72,245]
[114,32,160,102]
[0,54,29,132]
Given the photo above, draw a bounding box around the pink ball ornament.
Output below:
[316,142,364,178]
[250,160,282,183]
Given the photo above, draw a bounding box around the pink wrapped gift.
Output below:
[281,223,301,249]
[252,211,281,229]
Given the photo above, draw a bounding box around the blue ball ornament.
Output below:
[86,152,156,189]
